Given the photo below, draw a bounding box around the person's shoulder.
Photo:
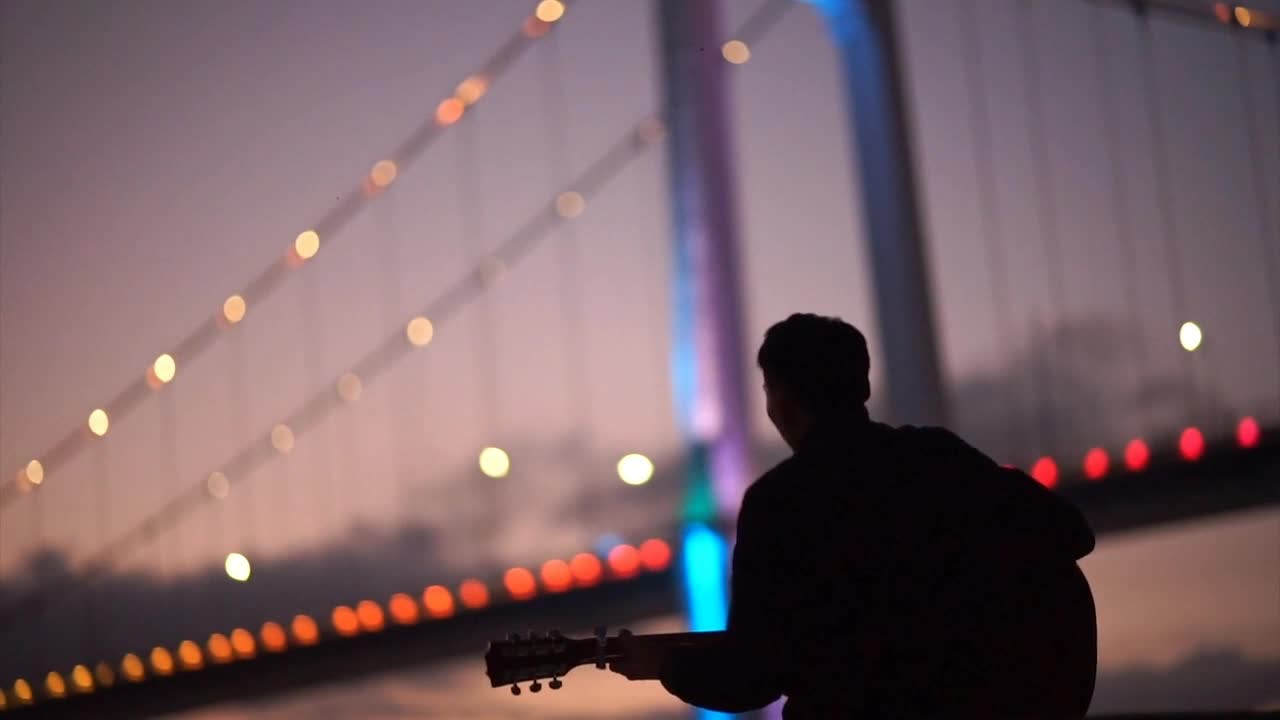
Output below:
[743,455,799,505]
[888,424,996,468]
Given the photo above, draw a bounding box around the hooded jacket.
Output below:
[659,420,1097,718]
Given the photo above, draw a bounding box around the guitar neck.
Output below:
[601,630,724,658]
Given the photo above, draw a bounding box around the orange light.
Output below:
[570,552,602,587]
[1124,438,1150,471]
[222,294,247,325]
[423,585,455,618]
[177,640,203,670]
[436,97,465,126]
[149,647,174,675]
[294,230,320,260]
[291,614,319,645]
[356,600,385,632]
[504,567,537,600]
[608,544,640,578]
[540,559,573,593]
[261,621,287,653]
[121,653,145,682]
[455,75,489,106]
[71,664,93,693]
[45,671,66,698]
[12,678,33,703]
[535,0,565,22]
[458,579,490,609]
[207,633,233,663]
[1083,448,1109,481]
[1237,416,1261,448]
[1235,5,1252,26]
[390,592,421,624]
[230,628,256,659]
[1179,427,1205,461]
[370,160,398,188]
[332,605,359,636]
[639,538,672,571]
[93,661,116,687]
[1030,457,1058,489]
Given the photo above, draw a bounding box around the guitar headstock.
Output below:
[484,627,618,695]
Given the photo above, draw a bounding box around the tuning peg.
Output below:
[550,677,563,690]
[510,684,522,696]
[530,680,542,693]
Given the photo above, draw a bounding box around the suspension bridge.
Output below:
[0,0,1277,717]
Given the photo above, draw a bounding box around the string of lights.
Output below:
[1088,0,1280,35]
[1,0,574,511]
[0,0,793,643]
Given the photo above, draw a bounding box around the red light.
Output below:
[1179,427,1205,461]
[1124,438,1149,471]
[1030,457,1058,488]
[569,553,602,587]
[458,579,489,609]
[356,600,385,632]
[504,567,537,600]
[1237,416,1261,448]
[332,606,359,636]
[639,539,672,572]
[1083,448,1109,481]
[422,585,454,618]
[540,559,572,593]
[390,593,421,624]
[607,544,640,578]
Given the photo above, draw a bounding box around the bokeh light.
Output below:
[23,459,44,486]
[356,600,385,632]
[455,75,488,105]
[1179,426,1205,461]
[45,671,66,698]
[88,408,110,437]
[149,646,175,677]
[1237,416,1261,448]
[1179,321,1202,351]
[13,678,33,703]
[540,559,573,593]
[423,585,455,618]
[178,640,203,669]
[224,552,251,582]
[570,552,603,587]
[1083,448,1109,481]
[608,544,640,578]
[230,628,256,659]
[291,614,319,645]
[121,654,145,682]
[1124,438,1150,471]
[640,538,672,571]
[478,446,510,478]
[406,316,435,346]
[336,372,363,402]
[93,662,116,688]
[222,294,246,324]
[459,579,490,609]
[207,633,233,663]
[504,567,537,600]
[370,160,398,188]
[332,606,359,636]
[207,471,229,499]
[70,664,93,693]
[271,423,295,454]
[294,230,320,260]
[555,191,585,218]
[617,453,654,485]
[1030,457,1058,488]
[261,621,287,652]
[389,592,421,624]
[1235,5,1253,25]
[721,39,750,64]
[436,97,465,126]
[152,353,177,384]
[535,0,565,22]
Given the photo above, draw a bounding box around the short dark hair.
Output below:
[756,313,871,417]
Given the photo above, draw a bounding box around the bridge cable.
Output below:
[1015,0,1069,459]
[958,0,1028,465]
[541,27,597,492]
[300,236,341,559]
[1133,3,1199,427]
[1089,2,1154,440]
[1236,32,1280,422]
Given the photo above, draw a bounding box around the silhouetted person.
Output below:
[612,313,1097,718]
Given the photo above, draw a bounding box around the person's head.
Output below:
[756,313,871,449]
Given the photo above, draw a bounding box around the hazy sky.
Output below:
[1,0,1278,712]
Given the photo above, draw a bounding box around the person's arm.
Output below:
[657,486,786,712]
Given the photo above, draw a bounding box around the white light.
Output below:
[1179,321,1202,352]
[617,453,655,486]
[225,552,251,581]
[478,447,510,478]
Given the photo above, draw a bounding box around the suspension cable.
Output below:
[959,0,1026,465]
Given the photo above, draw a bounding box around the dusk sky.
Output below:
[1,0,1278,715]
